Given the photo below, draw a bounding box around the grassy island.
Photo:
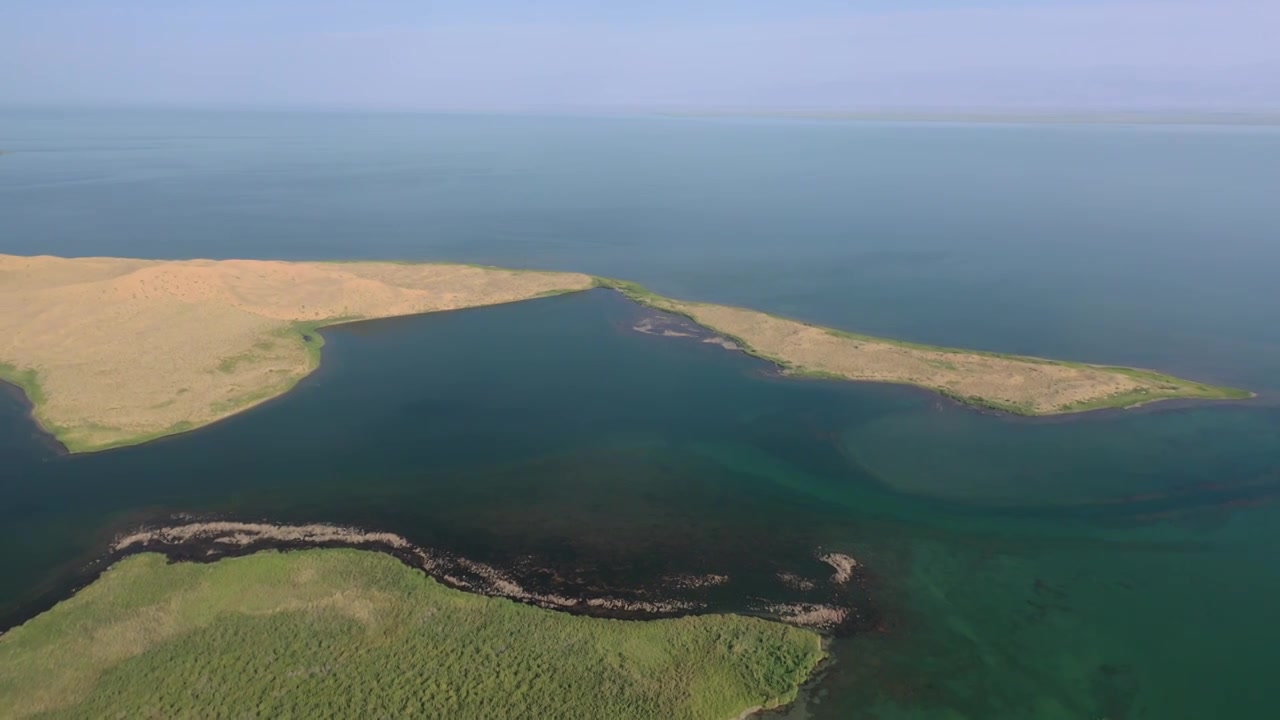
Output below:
[0,550,822,719]
[0,254,1250,453]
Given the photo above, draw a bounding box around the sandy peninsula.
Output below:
[600,279,1251,415]
[0,254,592,451]
[0,254,1249,453]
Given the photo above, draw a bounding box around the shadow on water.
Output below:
[3,290,1280,719]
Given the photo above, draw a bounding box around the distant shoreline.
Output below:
[656,109,1280,127]
[6,105,1279,128]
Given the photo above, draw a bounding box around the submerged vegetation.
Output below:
[0,550,824,720]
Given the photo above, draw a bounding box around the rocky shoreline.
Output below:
[5,518,873,636]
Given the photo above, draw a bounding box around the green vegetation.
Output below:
[35,419,199,455]
[592,276,667,304]
[208,316,365,416]
[0,362,66,444]
[0,550,824,720]
[1057,367,1254,413]
[286,316,364,370]
[0,362,46,407]
[283,319,328,368]
[215,352,254,374]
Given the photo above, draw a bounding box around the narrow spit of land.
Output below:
[0,549,824,720]
[598,278,1251,415]
[0,254,1249,452]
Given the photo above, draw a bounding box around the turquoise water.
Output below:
[2,110,1280,718]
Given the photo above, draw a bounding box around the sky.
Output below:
[3,0,1278,112]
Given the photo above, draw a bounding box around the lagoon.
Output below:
[2,110,1280,718]
[2,291,1279,717]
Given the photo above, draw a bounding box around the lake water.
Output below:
[2,109,1279,718]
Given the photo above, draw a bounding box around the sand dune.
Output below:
[0,254,592,451]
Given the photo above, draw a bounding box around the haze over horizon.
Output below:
[4,0,1279,113]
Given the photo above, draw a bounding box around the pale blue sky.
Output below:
[4,0,1277,111]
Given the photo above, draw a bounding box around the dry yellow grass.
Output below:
[0,255,1248,453]
[0,254,592,452]
[613,287,1250,416]
[677,302,1139,411]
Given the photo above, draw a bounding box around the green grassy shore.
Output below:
[0,362,192,454]
[0,549,823,720]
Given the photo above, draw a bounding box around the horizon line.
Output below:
[4,102,1280,126]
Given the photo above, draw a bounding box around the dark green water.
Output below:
[3,291,1279,719]
[3,110,1280,718]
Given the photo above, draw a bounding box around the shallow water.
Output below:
[2,111,1280,718]
[3,291,1279,718]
